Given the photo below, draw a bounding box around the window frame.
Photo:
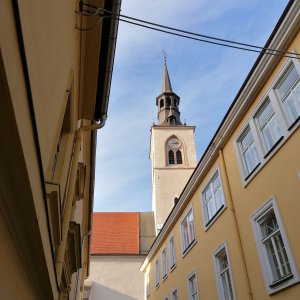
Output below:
[155,259,160,289]
[187,270,199,300]
[213,242,236,300]
[162,247,168,280]
[171,287,178,300]
[234,58,300,186]
[180,206,196,256]
[201,167,226,230]
[169,235,176,271]
[146,271,150,299]
[166,136,185,166]
[251,197,299,294]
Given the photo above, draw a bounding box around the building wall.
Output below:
[151,126,197,229]
[87,256,146,300]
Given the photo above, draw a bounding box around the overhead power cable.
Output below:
[79,3,300,59]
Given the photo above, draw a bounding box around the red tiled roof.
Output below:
[91,212,139,255]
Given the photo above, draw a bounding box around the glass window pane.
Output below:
[278,65,299,98]
[257,101,274,128]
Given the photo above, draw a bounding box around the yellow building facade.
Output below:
[141,2,300,300]
[0,1,120,299]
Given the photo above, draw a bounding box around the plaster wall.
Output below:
[87,255,146,300]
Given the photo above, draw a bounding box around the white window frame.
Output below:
[213,242,236,300]
[234,57,300,186]
[180,206,196,256]
[187,270,199,300]
[169,235,176,270]
[171,287,178,300]
[251,197,299,294]
[155,259,160,288]
[146,271,150,299]
[201,167,226,230]
[162,247,168,280]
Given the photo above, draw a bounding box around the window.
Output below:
[255,100,282,152]
[155,259,160,288]
[146,271,150,298]
[160,99,164,108]
[214,244,235,300]
[168,150,175,164]
[251,198,299,294]
[176,150,182,164]
[171,288,178,300]
[169,236,176,269]
[275,63,300,125]
[162,248,168,279]
[187,272,199,300]
[202,170,225,226]
[166,97,171,107]
[181,208,196,254]
[237,126,260,176]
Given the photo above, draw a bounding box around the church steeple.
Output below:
[156,56,182,126]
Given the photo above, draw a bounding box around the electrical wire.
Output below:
[79,3,300,59]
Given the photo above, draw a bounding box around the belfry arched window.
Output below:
[176,150,182,164]
[166,97,171,107]
[167,137,184,165]
[160,99,164,108]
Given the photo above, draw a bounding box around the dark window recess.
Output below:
[169,150,175,164]
[166,97,171,107]
[160,99,164,108]
[176,150,182,164]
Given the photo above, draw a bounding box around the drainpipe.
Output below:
[55,115,107,285]
[219,149,253,300]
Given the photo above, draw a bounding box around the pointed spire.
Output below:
[162,51,173,93]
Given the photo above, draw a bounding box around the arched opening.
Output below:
[174,98,177,107]
[168,150,175,164]
[166,97,171,107]
[176,150,182,164]
[160,99,164,108]
[168,116,176,125]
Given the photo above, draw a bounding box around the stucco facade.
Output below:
[0,1,120,299]
[141,2,300,300]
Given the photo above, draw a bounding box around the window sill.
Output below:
[269,273,293,288]
[182,239,197,258]
[263,136,284,159]
[287,115,300,131]
[204,205,225,231]
[170,263,177,273]
[155,284,160,290]
[244,163,261,181]
[163,274,168,282]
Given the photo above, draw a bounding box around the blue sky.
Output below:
[93,0,289,212]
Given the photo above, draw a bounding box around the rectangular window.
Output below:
[146,272,150,298]
[214,245,235,300]
[276,63,300,125]
[171,288,178,300]
[255,99,282,152]
[155,259,160,287]
[238,126,260,176]
[181,208,196,254]
[162,248,167,279]
[187,272,199,300]
[251,198,299,294]
[202,170,225,225]
[169,236,176,269]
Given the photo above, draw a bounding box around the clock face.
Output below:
[168,138,181,149]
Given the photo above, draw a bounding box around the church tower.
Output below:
[150,57,197,233]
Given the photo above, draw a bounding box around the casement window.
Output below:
[187,272,199,300]
[275,63,300,126]
[171,288,178,300]
[235,59,300,183]
[251,198,299,294]
[237,126,260,177]
[155,259,160,288]
[181,208,196,254]
[169,236,176,269]
[255,99,282,152]
[162,248,168,279]
[202,169,225,226]
[214,244,235,300]
[146,271,150,298]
